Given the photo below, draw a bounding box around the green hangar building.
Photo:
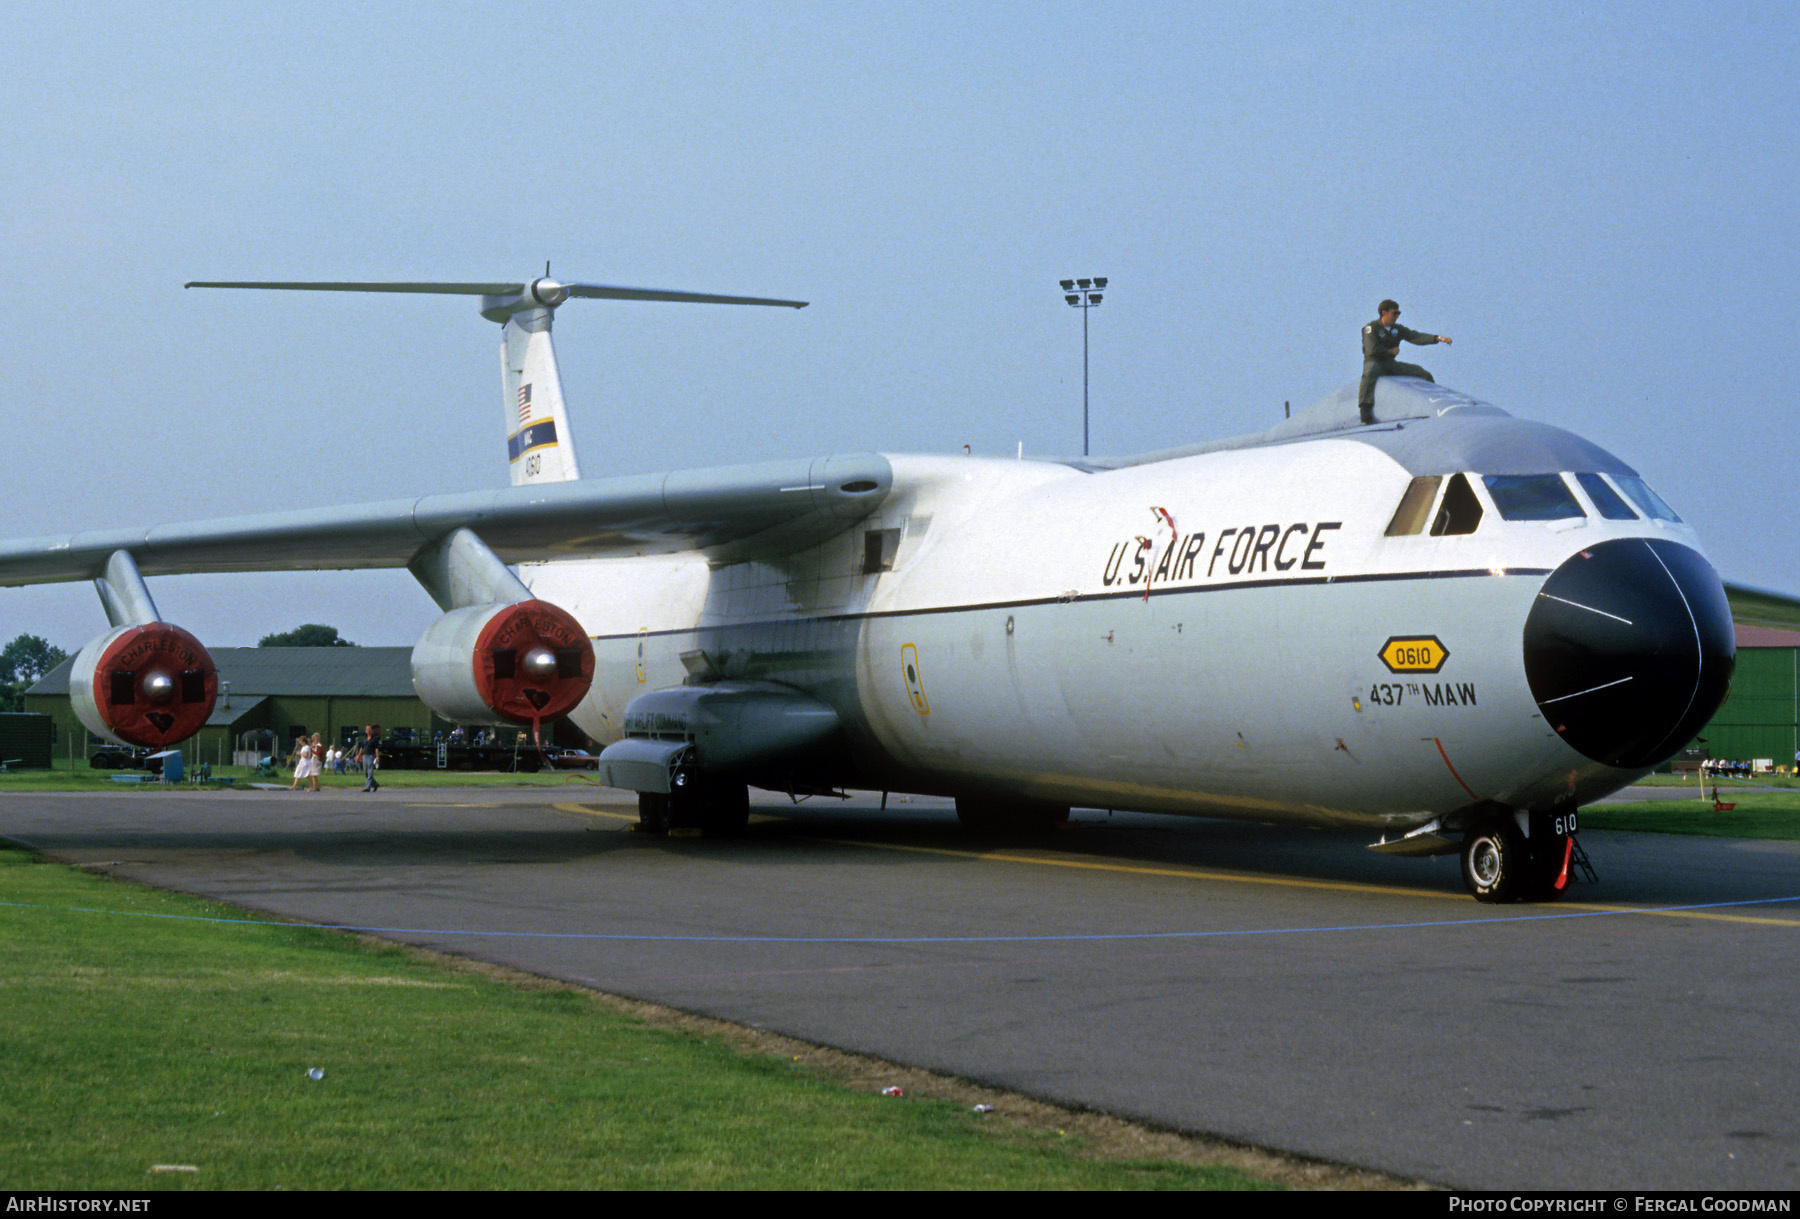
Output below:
[1704,626,1800,769]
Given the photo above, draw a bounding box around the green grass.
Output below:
[1628,773,1800,789]
[1581,791,1800,840]
[0,848,1275,1190]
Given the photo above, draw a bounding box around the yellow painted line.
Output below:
[553,801,637,823]
[402,802,505,808]
[1554,903,1800,928]
[812,836,1800,927]
[531,799,1800,926]
[814,836,1446,900]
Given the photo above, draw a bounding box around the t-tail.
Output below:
[185,274,808,487]
[497,289,580,485]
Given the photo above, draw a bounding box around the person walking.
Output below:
[359,727,381,793]
[307,733,324,793]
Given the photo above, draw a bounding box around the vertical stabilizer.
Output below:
[502,307,581,486]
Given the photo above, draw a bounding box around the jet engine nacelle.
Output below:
[411,599,594,726]
[69,622,219,748]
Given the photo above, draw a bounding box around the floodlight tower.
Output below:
[1060,276,1107,456]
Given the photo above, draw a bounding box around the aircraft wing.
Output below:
[0,453,891,585]
[1724,582,1800,632]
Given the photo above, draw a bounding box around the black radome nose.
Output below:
[1523,539,1735,770]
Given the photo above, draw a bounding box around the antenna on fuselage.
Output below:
[185,275,809,486]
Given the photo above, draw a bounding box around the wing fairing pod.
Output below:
[597,682,842,794]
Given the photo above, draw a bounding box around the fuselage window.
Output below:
[1430,473,1484,536]
[1575,472,1639,520]
[1612,474,1682,523]
[1384,475,1442,536]
[1482,474,1584,521]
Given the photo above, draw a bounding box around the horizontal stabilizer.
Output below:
[188,280,529,295]
[186,279,808,308]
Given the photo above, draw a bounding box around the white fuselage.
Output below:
[524,436,1706,831]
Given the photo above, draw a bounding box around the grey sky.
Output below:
[3,1,1794,646]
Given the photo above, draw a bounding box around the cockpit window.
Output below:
[1482,474,1584,521]
[1612,474,1682,522]
[1430,473,1483,536]
[1384,475,1441,536]
[1575,472,1639,520]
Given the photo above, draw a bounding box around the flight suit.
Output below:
[1359,319,1440,421]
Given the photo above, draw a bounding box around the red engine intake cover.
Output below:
[90,623,218,747]
[471,600,595,724]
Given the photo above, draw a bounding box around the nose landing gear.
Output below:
[1460,809,1594,903]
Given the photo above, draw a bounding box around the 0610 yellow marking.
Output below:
[1379,635,1450,673]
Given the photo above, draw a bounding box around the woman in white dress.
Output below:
[307,733,324,793]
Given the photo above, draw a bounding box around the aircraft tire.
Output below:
[637,792,671,835]
[655,779,749,837]
[700,782,751,837]
[665,779,707,833]
[955,797,1070,835]
[1461,819,1527,903]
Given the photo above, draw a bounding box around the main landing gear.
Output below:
[954,796,1071,834]
[1460,809,1592,903]
[636,775,750,838]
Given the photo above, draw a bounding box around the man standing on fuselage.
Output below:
[1360,300,1451,424]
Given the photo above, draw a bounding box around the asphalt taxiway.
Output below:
[3,785,1796,1190]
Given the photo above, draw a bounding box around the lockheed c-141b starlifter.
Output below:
[1,274,1773,902]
